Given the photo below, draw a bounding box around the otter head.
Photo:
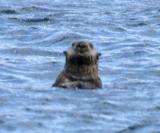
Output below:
[53,41,102,89]
[64,41,101,66]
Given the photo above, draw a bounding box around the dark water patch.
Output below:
[0,9,17,14]
[155,106,160,110]
[9,17,50,24]
[0,120,5,124]
[22,17,50,23]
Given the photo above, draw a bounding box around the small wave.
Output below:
[116,123,148,133]
[0,47,60,56]
[51,32,84,44]
[20,5,53,12]
[126,21,148,27]
[20,32,84,46]
[10,17,50,23]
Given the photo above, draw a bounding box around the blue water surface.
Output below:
[0,0,160,133]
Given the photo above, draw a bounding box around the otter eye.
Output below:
[72,42,76,47]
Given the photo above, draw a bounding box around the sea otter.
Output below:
[53,41,102,89]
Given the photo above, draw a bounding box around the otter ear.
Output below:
[63,51,67,56]
[97,53,101,60]
[72,42,76,47]
[89,43,93,49]
[98,53,101,57]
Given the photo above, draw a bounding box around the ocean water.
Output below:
[0,0,160,132]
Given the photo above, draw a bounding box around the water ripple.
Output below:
[0,0,160,133]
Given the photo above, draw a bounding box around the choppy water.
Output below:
[0,0,160,132]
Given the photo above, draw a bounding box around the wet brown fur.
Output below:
[53,41,102,89]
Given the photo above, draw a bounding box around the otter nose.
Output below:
[77,43,87,49]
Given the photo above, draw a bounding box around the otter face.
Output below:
[64,41,101,65]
